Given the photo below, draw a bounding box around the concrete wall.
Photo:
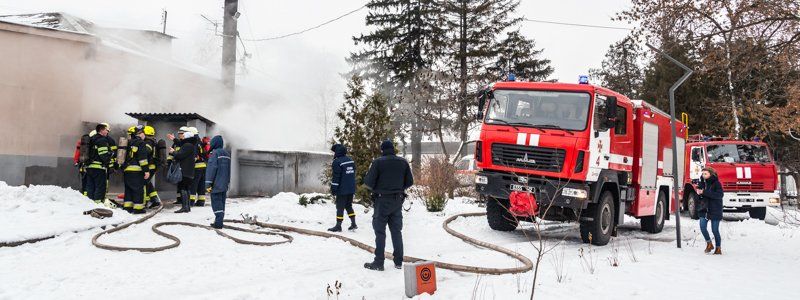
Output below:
[232,149,331,197]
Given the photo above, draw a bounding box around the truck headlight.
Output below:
[475,175,488,185]
[769,198,781,205]
[562,187,588,199]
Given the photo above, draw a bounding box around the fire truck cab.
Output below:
[474,79,687,246]
[682,138,780,220]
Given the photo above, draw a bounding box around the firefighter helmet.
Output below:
[144,125,156,136]
[127,126,136,134]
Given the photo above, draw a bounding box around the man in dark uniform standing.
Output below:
[363,140,414,271]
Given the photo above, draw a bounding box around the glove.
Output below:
[206,186,212,193]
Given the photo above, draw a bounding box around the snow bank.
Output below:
[0,182,134,243]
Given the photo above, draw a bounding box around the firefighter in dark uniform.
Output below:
[191,134,210,206]
[85,124,113,204]
[363,140,414,271]
[122,125,151,214]
[327,144,357,232]
[142,125,162,208]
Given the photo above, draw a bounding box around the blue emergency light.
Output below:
[579,75,589,84]
[507,72,516,82]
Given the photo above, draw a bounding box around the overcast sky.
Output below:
[0,0,634,84]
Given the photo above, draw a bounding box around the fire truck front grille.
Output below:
[722,182,765,191]
[491,143,566,172]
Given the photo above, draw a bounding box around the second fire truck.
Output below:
[474,77,687,246]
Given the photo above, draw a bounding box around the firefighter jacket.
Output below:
[86,135,114,171]
[363,142,414,195]
[123,136,151,173]
[195,140,210,169]
[144,137,158,173]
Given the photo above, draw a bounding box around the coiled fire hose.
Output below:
[91,207,533,275]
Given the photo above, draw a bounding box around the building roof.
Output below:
[126,113,215,125]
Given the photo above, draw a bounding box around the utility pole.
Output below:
[646,43,693,249]
[222,0,239,89]
[161,10,168,34]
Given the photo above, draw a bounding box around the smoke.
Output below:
[0,0,364,152]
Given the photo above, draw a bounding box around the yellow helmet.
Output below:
[127,126,136,134]
[144,125,156,136]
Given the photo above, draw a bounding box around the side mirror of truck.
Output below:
[605,96,618,128]
[476,90,488,121]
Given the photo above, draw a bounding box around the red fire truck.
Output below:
[682,137,780,220]
[474,79,687,246]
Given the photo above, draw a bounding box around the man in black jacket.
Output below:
[168,128,198,213]
[363,140,414,271]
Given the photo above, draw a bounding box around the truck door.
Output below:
[689,146,705,181]
[609,101,633,172]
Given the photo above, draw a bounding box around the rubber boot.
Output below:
[714,247,722,255]
[132,208,146,215]
[209,223,223,229]
[147,195,161,208]
[328,220,343,232]
[704,242,714,253]
[363,262,384,271]
[174,191,191,213]
[194,200,205,207]
[348,217,358,231]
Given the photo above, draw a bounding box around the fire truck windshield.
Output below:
[485,90,590,131]
[706,144,772,163]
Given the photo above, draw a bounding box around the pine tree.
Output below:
[350,0,446,172]
[489,30,554,81]
[590,37,643,98]
[442,0,521,142]
[333,75,393,205]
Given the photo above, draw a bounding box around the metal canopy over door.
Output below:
[637,121,659,215]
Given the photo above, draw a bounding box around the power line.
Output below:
[523,18,633,31]
[243,4,366,42]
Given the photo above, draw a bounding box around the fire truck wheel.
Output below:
[686,192,699,220]
[486,197,518,231]
[748,207,767,220]
[641,192,666,233]
[579,191,614,246]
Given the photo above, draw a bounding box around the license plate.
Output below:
[509,184,536,193]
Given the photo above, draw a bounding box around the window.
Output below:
[614,105,627,135]
[706,144,772,163]
[485,90,591,131]
[691,147,704,162]
[593,95,608,132]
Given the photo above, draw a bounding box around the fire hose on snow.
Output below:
[90,206,534,275]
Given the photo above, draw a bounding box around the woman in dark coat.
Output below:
[697,167,724,255]
[168,129,198,213]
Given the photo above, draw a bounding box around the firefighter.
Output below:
[205,135,231,229]
[85,125,114,204]
[74,130,96,196]
[169,128,198,213]
[191,133,210,207]
[327,144,357,232]
[122,125,151,214]
[143,125,162,208]
[362,140,414,271]
[168,127,187,205]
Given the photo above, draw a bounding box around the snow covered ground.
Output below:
[0,182,134,244]
[1,185,799,300]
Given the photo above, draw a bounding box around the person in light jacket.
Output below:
[205,135,231,229]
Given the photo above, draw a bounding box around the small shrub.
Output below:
[299,194,331,207]
[419,157,459,212]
